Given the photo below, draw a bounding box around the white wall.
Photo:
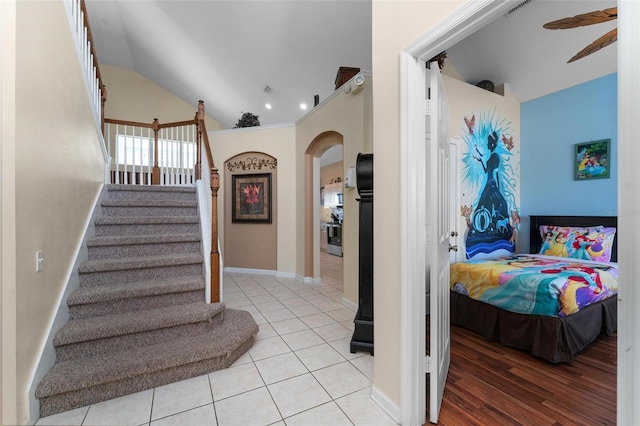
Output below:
[3,2,106,423]
[101,64,223,131]
[371,0,464,414]
[209,125,297,275]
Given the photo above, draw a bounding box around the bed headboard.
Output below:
[529,215,618,262]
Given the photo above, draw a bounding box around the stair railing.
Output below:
[195,101,221,303]
[103,117,198,185]
[64,0,107,132]
[103,103,220,303]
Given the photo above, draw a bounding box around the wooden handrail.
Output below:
[104,117,197,129]
[80,0,107,130]
[196,101,221,303]
[104,116,199,185]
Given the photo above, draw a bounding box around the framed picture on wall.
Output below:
[575,139,610,180]
[232,173,272,223]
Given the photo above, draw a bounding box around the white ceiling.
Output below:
[445,0,617,102]
[85,0,372,128]
[85,0,617,129]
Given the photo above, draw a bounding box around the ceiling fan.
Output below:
[543,7,617,63]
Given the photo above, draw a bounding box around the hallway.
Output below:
[35,256,393,426]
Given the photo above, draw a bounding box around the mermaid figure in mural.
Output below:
[465,131,512,256]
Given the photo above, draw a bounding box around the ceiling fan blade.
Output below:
[544,7,617,30]
[568,28,617,63]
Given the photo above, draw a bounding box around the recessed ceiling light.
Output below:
[300,103,307,110]
[265,103,272,110]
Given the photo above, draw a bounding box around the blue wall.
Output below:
[520,73,617,251]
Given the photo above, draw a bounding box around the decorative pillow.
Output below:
[539,225,616,263]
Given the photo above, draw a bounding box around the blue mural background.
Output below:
[460,110,519,259]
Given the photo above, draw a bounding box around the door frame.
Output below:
[449,138,464,264]
[399,2,513,424]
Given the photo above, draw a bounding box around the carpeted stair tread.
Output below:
[36,309,257,398]
[95,216,199,226]
[67,276,205,306]
[101,199,198,208]
[86,233,201,247]
[78,253,202,274]
[53,302,225,346]
[106,184,196,193]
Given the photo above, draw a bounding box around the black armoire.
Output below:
[350,153,374,355]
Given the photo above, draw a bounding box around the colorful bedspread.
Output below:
[450,254,618,317]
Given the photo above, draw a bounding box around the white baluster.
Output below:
[115,124,120,184]
[147,127,152,185]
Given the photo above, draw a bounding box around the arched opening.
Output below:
[223,151,278,271]
[304,131,343,282]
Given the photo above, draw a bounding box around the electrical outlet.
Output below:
[36,251,44,272]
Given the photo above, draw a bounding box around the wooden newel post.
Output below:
[152,118,160,185]
[195,100,204,180]
[210,166,221,303]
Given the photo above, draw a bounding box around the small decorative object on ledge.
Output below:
[234,112,260,128]
[226,157,277,172]
[334,66,361,90]
[475,79,495,92]
[428,51,447,69]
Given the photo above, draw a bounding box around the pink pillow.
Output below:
[539,225,616,263]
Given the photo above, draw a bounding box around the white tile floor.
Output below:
[36,255,396,426]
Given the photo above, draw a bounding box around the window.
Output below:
[116,135,195,169]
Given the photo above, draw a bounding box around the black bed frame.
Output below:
[450,215,618,363]
[529,215,618,262]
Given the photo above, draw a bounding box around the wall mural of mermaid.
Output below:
[460,110,520,259]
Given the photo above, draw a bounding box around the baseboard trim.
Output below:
[298,275,322,285]
[370,384,401,424]
[275,271,297,279]
[224,267,298,281]
[224,267,278,276]
[223,268,322,285]
[341,296,358,312]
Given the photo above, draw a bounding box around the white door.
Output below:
[427,61,451,424]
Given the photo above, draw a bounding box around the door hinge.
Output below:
[425,355,431,374]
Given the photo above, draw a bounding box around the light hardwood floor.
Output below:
[325,250,615,425]
[429,325,616,425]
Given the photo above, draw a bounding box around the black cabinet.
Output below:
[350,153,374,355]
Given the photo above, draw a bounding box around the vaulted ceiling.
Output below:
[86,0,617,129]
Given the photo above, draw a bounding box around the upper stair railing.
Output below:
[103,103,221,303]
[103,117,198,185]
[64,0,107,131]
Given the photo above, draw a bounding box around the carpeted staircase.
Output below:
[35,184,258,418]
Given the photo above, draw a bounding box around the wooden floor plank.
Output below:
[427,326,616,425]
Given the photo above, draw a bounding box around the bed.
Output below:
[450,215,618,363]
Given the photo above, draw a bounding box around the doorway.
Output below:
[319,145,344,292]
[303,131,344,282]
[399,2,517,425]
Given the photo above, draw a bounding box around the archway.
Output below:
[304,131,343,280]
[223,151,278,271]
